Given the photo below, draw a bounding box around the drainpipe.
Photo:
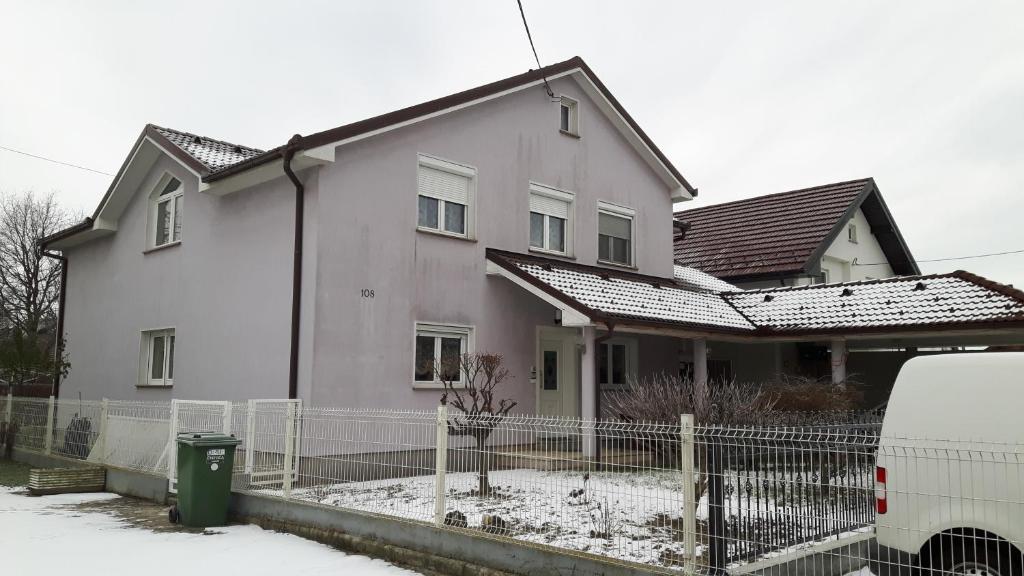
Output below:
[282,134,305,400]
[40,250,68,398]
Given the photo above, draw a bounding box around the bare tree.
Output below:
[0,191,74,389]
[434,352,517,496]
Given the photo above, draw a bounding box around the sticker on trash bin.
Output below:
[206,448,227,469]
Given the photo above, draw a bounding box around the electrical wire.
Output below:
[515,0,555,99]
[0,144,113,176]
[854,248,1024,266]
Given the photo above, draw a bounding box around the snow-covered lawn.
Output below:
[0,488,420,576]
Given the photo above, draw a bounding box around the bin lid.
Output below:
[176,432,241,447]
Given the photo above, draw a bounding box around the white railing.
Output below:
[5,394,1022,575]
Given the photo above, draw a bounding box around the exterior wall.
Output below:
[61,155,308,401]
[820,208,894,283]
[307,75,675,411]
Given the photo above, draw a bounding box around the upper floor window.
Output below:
[598,202,635,267]
[413,322,473,388]
[152,176,182,248]
[847,223,858,243]
[529,183,574,256]
[417,154,476,239]
[141,328,175,387]
[559,96,579,136]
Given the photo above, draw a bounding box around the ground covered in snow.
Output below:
[0,487,420,576]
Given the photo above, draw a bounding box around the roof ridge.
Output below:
[150,124,264,154]
[674,178,871,218]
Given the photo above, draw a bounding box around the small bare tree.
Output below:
[433,352,517,496]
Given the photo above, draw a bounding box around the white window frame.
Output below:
[416,154,477,240]
[597,201,636,267]
[413,322,474,389]
[559,95,579,136]
[528,182,575,257]
[148,173,183,249]
[139,328,175,387]
[848,223,858,243]
[598,337,638,389]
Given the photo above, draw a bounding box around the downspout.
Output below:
[40,250,68,398]
[282,134,305,400]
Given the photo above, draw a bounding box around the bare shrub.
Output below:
[603,373,777,426]
[765,374,863,413]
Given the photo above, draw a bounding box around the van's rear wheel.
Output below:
[933,537,1021,576]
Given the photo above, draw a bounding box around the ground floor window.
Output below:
[141,328,175,386]
[413,323,472,387]
[598,338,637,388]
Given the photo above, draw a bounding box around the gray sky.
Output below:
[2,1,1022,284]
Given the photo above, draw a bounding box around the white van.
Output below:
[871,352,1024,576]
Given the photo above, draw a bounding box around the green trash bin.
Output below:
[171,432,241,528]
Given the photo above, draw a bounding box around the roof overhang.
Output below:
[199,150,331,197]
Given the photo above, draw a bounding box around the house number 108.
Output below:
[361,289,375,298]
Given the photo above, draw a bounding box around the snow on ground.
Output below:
[0,487,420,576]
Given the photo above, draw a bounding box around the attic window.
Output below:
[848,224,858,243]
[150,175,183,248]
[559,96,579,136]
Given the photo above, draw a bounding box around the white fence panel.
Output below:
[166,399,232,493]
[242,399,302,488]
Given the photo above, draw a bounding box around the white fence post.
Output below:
[97,398,109,465]
[282,401,296,498]
[167,399,179,486]
[434,404,448,527]
[245,400,255,475]
[4,391,11,423]
[680,413,697,575]
[44,395,55,455]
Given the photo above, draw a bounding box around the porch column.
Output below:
[580,325,597,457]
[693,338,708,388]
[831,338,847,386]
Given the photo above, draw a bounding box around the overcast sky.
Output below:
[2,1,1022,284]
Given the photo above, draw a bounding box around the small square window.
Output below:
[599,339,636,388]
[141,328,175,386]
[559,96,579,136]
[413,323,472,387]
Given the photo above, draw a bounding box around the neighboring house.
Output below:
[674,179,920,289]
[40,57,1024,425]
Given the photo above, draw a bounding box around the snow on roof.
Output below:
[488,249,1024,337]
[673,264,740,293]
[723,272,1024,333]
[487,250,755,332]
[152,125,264,173]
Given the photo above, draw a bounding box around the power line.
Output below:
[0,144,113,176]
[515,0,555,99]
[854,248,1024,266]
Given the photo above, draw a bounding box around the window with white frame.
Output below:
[848,223,858,243]
[141,328,175,386]
[598,202,635,266]
[529,183,574,255]
[559,96,579,136]
[414,323,472,386]
[598,338,637,388]
[417,154,475,238]
[152,176,183,248]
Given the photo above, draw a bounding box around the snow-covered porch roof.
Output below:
[485,248,1024,345]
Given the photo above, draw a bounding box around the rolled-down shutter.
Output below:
[530,193,569,219]
[418,165,470,205]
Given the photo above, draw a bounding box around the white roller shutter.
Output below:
[418,165,470,205]
[530,193,569,219]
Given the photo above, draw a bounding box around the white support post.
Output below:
[693,338,708,388]
[434,404,449,527]
[97,398,109,465]
[282,401,296,498]
[680,414,697,574]
[245,400,256,475]
[831,338,847,386]
[580,326,597,458]
[44,396,55,455]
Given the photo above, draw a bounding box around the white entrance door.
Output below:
[538,331,578,418]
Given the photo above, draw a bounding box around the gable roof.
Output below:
[151,125,263,173]
[486,249,1024,340]
[673,178,919,281]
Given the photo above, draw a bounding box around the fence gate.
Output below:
[244,399,302,490]
[166,399,233,493]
